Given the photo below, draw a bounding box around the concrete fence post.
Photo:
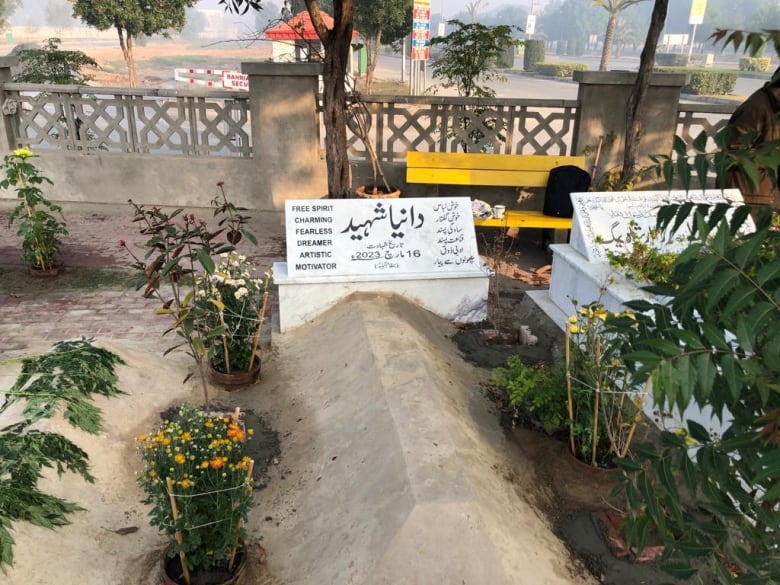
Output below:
[242,61,328,206]
[0,56,19,156]
[572,71,688,181]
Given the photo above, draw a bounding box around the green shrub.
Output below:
[655,52,688,67]
[492,357,568,433]
[739,56,772,72]
[534,62,588,78]
[655,67,737,95]
[523,39,545,71]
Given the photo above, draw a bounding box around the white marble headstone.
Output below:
[569,189,744,263]
[284,197,481,278]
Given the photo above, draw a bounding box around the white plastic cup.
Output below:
[493,205,506,219]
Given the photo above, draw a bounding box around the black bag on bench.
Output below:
[543,165,591,218]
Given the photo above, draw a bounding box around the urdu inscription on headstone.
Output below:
[569,189,743,263]
[284,197,481,278]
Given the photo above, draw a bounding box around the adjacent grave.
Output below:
[274,197,490,331]
[528,188,745,436]
[530,188,744,325]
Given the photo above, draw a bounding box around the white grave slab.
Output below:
[285,198,480,278]
[570,189,743,262]
[530,189,750,438]
[275,197,490,332]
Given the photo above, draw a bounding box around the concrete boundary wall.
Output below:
[0,58,736,209]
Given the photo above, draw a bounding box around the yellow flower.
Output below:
[136,433,149,442]
[596,308,608,321]
[174,453,186,465]
[181,431,192,442]
[569,325,579,334]
[201,461,209,469]
[180,479,193,489]
[567,315,578,324]
[13,147,33,159]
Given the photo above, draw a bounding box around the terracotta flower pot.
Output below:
[160,545,247,585]
[208,355,261,388]
[27,264,62,277]
[355,185,401,198]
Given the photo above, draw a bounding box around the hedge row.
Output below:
[534,62,588,77]
[523,39,545,71]
[739,57,772,72]
[655,67,737,95]
[656,52,689,67]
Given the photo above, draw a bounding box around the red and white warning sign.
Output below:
[221,70,249,92]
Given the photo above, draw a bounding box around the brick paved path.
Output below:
[0,202,286,359]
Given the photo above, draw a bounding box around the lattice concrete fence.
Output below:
[0,57,735,210]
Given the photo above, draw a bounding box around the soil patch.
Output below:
[460,269,698,585]
[0,264,135,295]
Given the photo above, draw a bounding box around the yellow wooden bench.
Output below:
[406,151,587,230]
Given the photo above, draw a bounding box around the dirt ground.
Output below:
[0,222,695,584]
[71,39,271,87]
[0,40,699,582]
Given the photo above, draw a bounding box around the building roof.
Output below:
[264,10,359,41]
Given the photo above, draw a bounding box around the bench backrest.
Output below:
[406,152,587,188]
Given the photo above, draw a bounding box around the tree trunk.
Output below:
[622,0,669,182]
[365,30,382,95]
[116,26,137,88]
[305,0,354,198]
[599,14,617,71]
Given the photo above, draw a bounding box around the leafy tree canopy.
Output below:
[13,37,97,85]
[72,0,197,37]
[0,0,20,29]
[429,19,519,98]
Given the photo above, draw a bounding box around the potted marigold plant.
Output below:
[136,404,254,585]
[564,301,650,468]
[2,147,68,273]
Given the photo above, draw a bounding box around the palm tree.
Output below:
[593,0,646,71]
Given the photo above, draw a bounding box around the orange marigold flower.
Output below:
[180,479,193,489]
[210,457,225,470]
[227,423,245,441]
[181,432,192,442]
[174,453,186,465]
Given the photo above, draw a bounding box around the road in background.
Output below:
[373,53,765,101]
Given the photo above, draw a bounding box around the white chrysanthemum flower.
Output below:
[235,287,249,299]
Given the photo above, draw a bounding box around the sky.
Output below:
[11,0,550,27]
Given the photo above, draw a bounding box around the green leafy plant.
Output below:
[429,20,519,152]
[654,68,738,95]
[608,202,779,584]
[533,62,588,77]
[0,338,125,572]
[649,130,780,197]
[492,357,568,433]
[12,37,96,84]
[738,56,772,72]
[565,302,649,467]
[523,38,545,71]
[599,220,680,286]
[204,252,270,375]
[136,404,254,582]
[2,147,68,271]
[122,183,260,408]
